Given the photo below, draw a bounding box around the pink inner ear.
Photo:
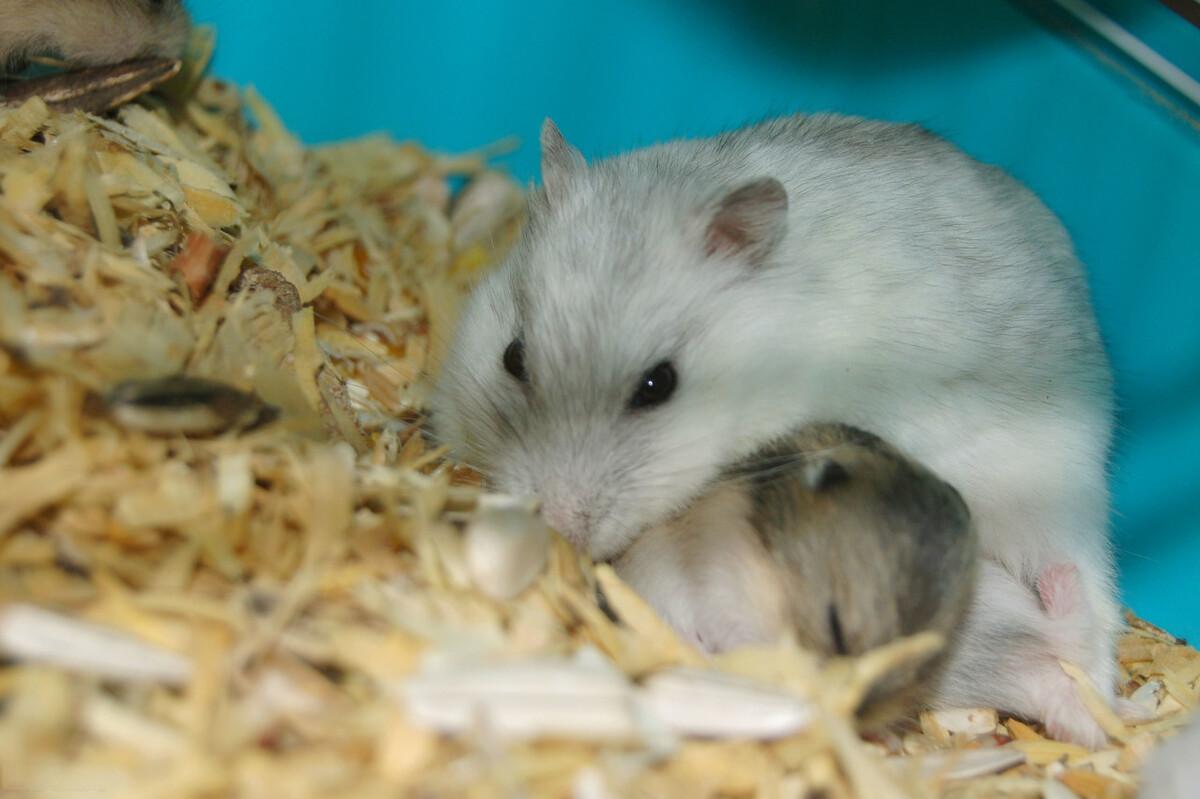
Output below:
[1036,562,1082,619]
[703,178,788,263]
[705,215,752,257]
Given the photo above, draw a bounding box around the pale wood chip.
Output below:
[0,603,192,684]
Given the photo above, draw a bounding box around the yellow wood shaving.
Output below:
[291,306,326,416]
[593,564,705,668]
[1059,660,1132,743]
[0,443,90,537]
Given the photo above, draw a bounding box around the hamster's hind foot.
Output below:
[1032,663,1109,749]
[935,558,1119,749]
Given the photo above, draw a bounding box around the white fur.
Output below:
[612,482,789,652]
[433,113,1118,744]
[932,559,1110,747]
[1138,713,1200,799]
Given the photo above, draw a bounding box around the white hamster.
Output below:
[432,113,1119,746]
[0,0,190,70]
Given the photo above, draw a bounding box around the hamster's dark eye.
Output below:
[503,338,527,383]
[629,361,677,410]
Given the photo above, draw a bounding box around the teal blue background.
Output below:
[187,0,1200,641]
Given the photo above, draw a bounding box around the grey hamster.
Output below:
[614,422,977,725]
[0,0,190,71]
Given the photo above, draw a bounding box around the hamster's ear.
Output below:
[704,177,788,266]
[540,118,585,202]
[803,457,850,492]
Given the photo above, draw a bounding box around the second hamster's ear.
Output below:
[803,457,850,492]
[704,177,788,266]
[540,118,585,202]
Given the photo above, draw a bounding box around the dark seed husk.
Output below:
[1,58,182,114]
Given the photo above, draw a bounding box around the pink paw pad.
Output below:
[1036,562,1081,619]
